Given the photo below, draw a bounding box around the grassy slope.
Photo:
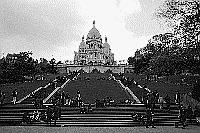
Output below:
[61,73,129,103]
[0,80,49,103]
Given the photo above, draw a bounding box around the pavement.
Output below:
[1,126,200,133]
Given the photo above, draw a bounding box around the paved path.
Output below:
[43,73,80,103]
[111,74,141,103]
[43,79,70,103]
[16,82,51,104]
[1,126,200,133]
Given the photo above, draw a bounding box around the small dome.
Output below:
[79,41,87,48]
[103,42,110,49]
[103,36,110,48]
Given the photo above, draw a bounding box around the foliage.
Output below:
[0,52,59,84]
[129,0,200,76]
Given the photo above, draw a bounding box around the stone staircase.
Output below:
[0,103,198,127]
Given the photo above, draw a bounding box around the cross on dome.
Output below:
[105,36,107,42]
[93,20,95,27]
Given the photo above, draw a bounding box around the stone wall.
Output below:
[66,65,124,73]
[57,65,134,74]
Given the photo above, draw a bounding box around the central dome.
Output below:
[87,21,101,39]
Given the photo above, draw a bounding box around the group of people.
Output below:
[95,97,115,108]
[132,105,156,128]
[0,89,18,105]
[142,90,159,112]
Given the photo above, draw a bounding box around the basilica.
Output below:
[74,21,115,65]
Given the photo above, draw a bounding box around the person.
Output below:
[60,91,65,106]
[53,105,60,126]
[132,112,145,125]
[0,91,2,103]
[175,91,181,105]
[186,105,194,123]
[34,94,39,109]
[194,106,200,125]
[33,110,40,121]
[39,98,43,108]
[65,92,70,106]
[87,104,92,113]
[136,113,145,125]
[142,92,148,105]
[95,99,100,108]
[175,105,187,129]
[149,92,155,113]
[146,92,151,109]
[194,106,200,117]
[109,97,115,106]
[154,90,159,104]
[164,94,171,111]
[158,96,165,110]
[47,106,52,126]
[80,104,87,114]
[22,111,30,124]
[0,91,5,105]
[12,89,17,104]
[145,108,155,128]
[54,81,57,88]
[76,90,82,107]
[77,90,81,100]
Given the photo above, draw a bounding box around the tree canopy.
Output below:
[0,52,59,84]
[128,0,200,76]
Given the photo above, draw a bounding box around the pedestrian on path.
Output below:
[0,91,5,105]
[153,90,159,104]
[175,91,181,105]
[158,96,165,109]
[60,91,65,106]
[145,108,156,128]
[65,92,70,106]
[47,106,52,126]
[164,94,171,111]
[12,89,17,104]
[175,105,187,129]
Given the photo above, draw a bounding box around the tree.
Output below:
[0,51,38,83]
[49,58,57,74]
[151,0,200,75]
[128,57,135,66]
[156,0,200,55]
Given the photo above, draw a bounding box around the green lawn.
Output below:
[124,73,195,102]
[0,80,49,104]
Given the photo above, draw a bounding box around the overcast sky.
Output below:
[0,0,166,62]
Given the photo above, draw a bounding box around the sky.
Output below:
[0,0,166,62]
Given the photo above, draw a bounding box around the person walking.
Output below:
[60,91,65,106]
[164,94,171,111]
[145,108,156,128]
[47,106,52,126]
[158,96,165,110]
[76,90,81,107]
[65,92,70,106]
[186,105,194,123]
[12,89,17,104]
[149,92,155,113]
[175,91,181,105]
[175,105,187,129]
[0,91,4,105]
[154,90,159,104]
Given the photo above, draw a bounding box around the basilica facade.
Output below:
[74,21,114,65]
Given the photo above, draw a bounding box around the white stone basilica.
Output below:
[74,21,114,65]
